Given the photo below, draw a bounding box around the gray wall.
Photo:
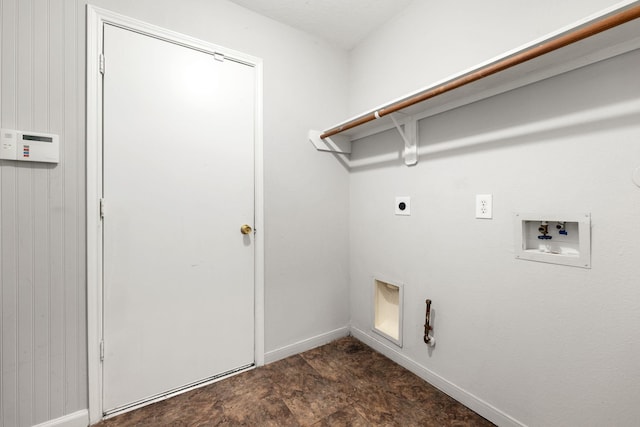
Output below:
[348,0,621,114]
[1,1,87,425]
[0,1,350,425]
[350,51,640,425]
[347,1,640,425]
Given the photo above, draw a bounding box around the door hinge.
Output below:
[99,53,105,75]
[100,341,105,362]
[213,52,225,62]
[100,198,105,220]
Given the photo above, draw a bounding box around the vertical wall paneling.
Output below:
[63,1,74,414]
[68,0,86,413]
[48,0,64,417]
[0,185,19,427]
[17,0,35,424]
[33,0,51,421]
[0,0,87,425]
[1,0,10,418]
[2,0,20,423]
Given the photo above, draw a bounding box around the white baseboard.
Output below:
[350,326,525,427]
[264,327,350,364]
[33,410,89,427]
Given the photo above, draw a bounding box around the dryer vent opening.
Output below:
[373,278,403,347]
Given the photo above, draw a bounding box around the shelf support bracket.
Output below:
[389,114,418,166]
[308,130,351,154]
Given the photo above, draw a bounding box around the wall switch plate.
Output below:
[475,194,492,219]
[395,196,411,216]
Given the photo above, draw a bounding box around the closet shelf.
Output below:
[309,1,640,164]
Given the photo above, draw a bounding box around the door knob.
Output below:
[240,224,253,235]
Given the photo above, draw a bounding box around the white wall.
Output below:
[348,1,640,426]
[85,0,351,363]
[348,0,623,114]
[0,1,350,426]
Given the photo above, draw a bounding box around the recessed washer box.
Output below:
[514,212,591,268]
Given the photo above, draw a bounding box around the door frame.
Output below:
[86,5,264,423]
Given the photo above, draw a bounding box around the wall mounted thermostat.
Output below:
[1,129,59,164]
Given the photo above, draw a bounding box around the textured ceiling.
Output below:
[228,0,413,50]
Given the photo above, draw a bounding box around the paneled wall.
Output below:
[0,0,87,426]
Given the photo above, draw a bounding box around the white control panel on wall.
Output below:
[395,196,411,216]
[514,213,591,268]
[0,129,59,163]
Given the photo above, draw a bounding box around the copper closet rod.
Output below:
[320,4,640,140]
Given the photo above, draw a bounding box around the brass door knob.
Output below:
[240,224,253,235]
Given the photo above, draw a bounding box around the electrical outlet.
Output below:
[475,194,492,219]
[395,196,411,216]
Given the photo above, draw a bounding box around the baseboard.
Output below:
[350,326,525,427]
[264,326,350,364]
[32,410,89,427]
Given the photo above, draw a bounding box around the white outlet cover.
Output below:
[395,196,411,216]
[476,194,492,219]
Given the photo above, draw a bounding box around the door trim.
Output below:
[86,5,264,423]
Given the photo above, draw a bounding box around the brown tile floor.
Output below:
[95,336,494,426]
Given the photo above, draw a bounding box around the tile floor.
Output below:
[95,336,494,426]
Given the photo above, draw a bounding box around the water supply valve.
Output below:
[538,221,552,240]
[556,221,568,235]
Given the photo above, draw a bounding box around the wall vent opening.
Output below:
[372,278,403,347]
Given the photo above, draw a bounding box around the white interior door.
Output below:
[102,24,255,413]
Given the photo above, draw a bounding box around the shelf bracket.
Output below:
[308,130,351,154]
[389,113,418,166]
